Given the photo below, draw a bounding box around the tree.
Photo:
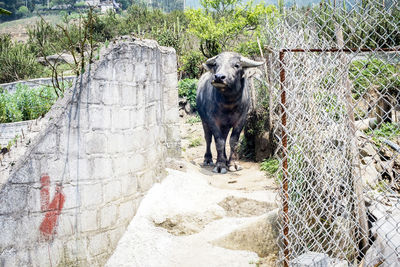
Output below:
[0,7,11,15]
[185,0,276,57]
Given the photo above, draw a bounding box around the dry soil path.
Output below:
[106,116,279,267]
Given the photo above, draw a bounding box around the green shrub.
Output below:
[365,122,400,146]
[185,0,276,57]
[189,137,202,147]
[0,84,58,123]
[178,78,198,110]
[260,158,279,175]
[16,6,30,18]
[349,58,400,99]
[75,1,87,8]
[0,34,43,83]
[186,114,201,124]
[179,50,205,79]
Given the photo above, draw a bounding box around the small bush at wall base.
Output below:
[178,78,198,110]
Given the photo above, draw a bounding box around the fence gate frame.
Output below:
[266,46,400,267]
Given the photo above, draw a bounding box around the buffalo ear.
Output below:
[240,56,264,68]
[203,56,217,71]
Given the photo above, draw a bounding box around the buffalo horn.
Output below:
[240,56,264,67]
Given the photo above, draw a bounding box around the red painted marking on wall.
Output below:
[40,174,50,211]
[39,175,65,241]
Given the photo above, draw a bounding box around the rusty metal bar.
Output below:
[265,46,400,53]
[279,50,290,267]
[281,47,400,53]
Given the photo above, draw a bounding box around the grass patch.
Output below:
[365,122,400,146]
[260,158,279,175]
[186,114,201,124]
[189,137,202,148]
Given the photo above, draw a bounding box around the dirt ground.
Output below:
[180,114,277,192]
[0,15,62,42]
[180,115,278,266]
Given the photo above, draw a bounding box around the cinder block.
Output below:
[103,180,121,203]
[0,184,28,215]
[120,84,137,106]
[0,215,16,249]
[80,183,103,208]
[90,157,113,180]
[118,200,136,223]
[85,132,107,154]
[111,108,130,130]
[102,82,118,106]
[100,205,117,228]
[133,62,147,83]
[89,106,112,130]
[80,209,98,232]
[88,232,109,256]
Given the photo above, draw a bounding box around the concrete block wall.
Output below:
[0,120,34,147]
[0,38,180,266]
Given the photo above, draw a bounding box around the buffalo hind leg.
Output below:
[202,122,213,166]
[228,124,245,172]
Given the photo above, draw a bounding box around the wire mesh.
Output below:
[263,0,400,266]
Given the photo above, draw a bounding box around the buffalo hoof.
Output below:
[213,165,227,174]
[228,163,242,172]
[203,158,214,166]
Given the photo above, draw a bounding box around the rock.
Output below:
[355,118,378,131]
[360,143,378,158]
[356,130,368,139]
[178,97,187,106]
[291,252,349,267]
[37,53,75,66]
[255,131,273,161]
[361,156,374,165]
[291,252,329,267]
[364,216,400,266]
[184,102,193,114]
[360,163,380,187]
[211,209,279,258]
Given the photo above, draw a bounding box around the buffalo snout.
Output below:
[214,73,226,82]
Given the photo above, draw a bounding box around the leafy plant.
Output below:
[349,58,400,99]
[0,84,59,123]
[260,158,279,175]
[185,0,276,57]
[186,114,201,124]
[365,122,400,146]
[178,78,198,110]
[0,34,43,83]
[16,5,29,18]
[189,137,202,147]
[179,50,205,79]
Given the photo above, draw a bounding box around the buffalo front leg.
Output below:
[202,122,213,166]
[212,127,229,174]
[228,125,245,172]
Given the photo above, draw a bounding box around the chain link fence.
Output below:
[262,0,400,265]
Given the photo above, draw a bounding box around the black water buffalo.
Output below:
[196,52,263,174]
